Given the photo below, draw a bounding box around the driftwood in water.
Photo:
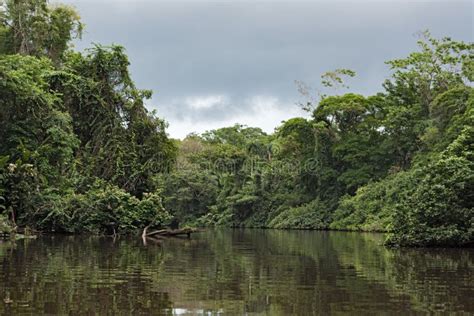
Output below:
[145,227,201,238]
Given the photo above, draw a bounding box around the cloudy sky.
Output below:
[62,0,472,139]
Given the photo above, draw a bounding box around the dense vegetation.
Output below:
[0,0,176,235]
[0,0,472,246]
[157,35,474,247]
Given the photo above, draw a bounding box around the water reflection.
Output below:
[0,230,472,315]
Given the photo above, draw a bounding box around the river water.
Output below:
[0,229,472,315]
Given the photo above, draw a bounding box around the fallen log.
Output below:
[142,224,151,239]
[146,227,201,238]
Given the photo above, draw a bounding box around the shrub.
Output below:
[386,156,474,247]
[0,214,13,235]
[268,199,332,230]
[330,171,414,232]
[36,180,171,234]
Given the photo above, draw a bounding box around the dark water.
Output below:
[0,230,473,315]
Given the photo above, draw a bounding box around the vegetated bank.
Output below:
[0,0,176,238]
[0,1,472,247]
[157,35,474,248]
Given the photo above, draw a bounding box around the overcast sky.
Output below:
[61,0,473,139]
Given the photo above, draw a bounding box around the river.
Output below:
[0,229,472,315]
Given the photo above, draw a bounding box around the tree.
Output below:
[0,0,82,63]
[0,1,174,233]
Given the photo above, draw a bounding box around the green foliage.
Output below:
[330,171,414,232]
[0,213,13,234]
[59,45,177,195]
[0,0,83,62]
[0,155,8,212]
[268,199,332,230]
[157,170,219,224]
[426,85,473,150]
[201,124,267,148]
[321,68,356,89]
[0,3,175,234]
[38,180,171,234]
[385,30,472,109]
[160,33,473,248]
[386,129,474,247]
[275,117,314,159]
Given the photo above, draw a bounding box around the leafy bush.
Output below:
[36,180,171,234]
[157,170,218,224]
[195,205,235,227]
[0,156,8,213]
[0,214,13,235]
[386,156,474,247]
[330,171,414,232]
[268,199,332,230]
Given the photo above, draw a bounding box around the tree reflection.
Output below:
[0,231,472,315]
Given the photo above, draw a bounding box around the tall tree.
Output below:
[0,0,82,62]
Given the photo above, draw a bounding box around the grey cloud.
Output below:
[63,0,473,137]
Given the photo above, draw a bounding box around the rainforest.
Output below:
[0,0,473,248]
